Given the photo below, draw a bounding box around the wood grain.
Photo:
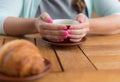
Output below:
[0,38,4,48]
[1,34,120,82]
[36,38,62,72]
[81,35,120,70]
[33,71,120,82]
[54,46,96,72]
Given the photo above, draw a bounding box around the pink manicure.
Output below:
[48,18,53,23]
[67,34,71,38]
[64,31,68,36]
[62,26,67,30]
[67,30,71,34]
[63,35,68,39]
[69,26,74,30]
[79,18,84,23]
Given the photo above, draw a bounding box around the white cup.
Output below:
[53,19,79,29]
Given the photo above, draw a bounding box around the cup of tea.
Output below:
[53,19,80,43]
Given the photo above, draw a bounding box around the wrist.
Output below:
[88,18,95,34]
[32,18,39,33]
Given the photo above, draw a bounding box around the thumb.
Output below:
[76,14,86,23]
[39,12,53,23]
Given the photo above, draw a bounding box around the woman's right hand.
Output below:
[35,12,68,42]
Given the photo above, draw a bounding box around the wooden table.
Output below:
[1,34,120,82]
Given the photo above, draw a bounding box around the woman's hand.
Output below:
[35,12,68,42]
[67,13,89,42]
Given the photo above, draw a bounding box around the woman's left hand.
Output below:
[67,13,89,42]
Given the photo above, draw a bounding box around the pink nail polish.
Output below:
[67,34,71,38]
[69,26,74,30]
[79,18,84,23]
[63,35,68,39]
[67,30,71,34]
[48,18,53,23]
[62,26,67,30]
[64,31,68,36]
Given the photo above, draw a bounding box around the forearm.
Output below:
[89,15,120,35]
[4,17,38,36]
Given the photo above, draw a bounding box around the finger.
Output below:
[68,33,86,39]
[40,30,68,36]
[76,13,86,23]
[39,12,53,23]
[40,23,67,30]
[69,38,82,43]
[67,27,89,35]
[69,22,89,30]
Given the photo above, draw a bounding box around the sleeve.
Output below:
[0,0,23,34]
[93,0,120,17]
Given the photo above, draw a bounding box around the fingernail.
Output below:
[48,18,53,23]
[67,30,71,34]
[69,26,74,30]
[79,18,84,23]
[67,34,71,38]
[64,31,68,36]
[62,26,67,30]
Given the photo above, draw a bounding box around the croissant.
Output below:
[0,39,45,77]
